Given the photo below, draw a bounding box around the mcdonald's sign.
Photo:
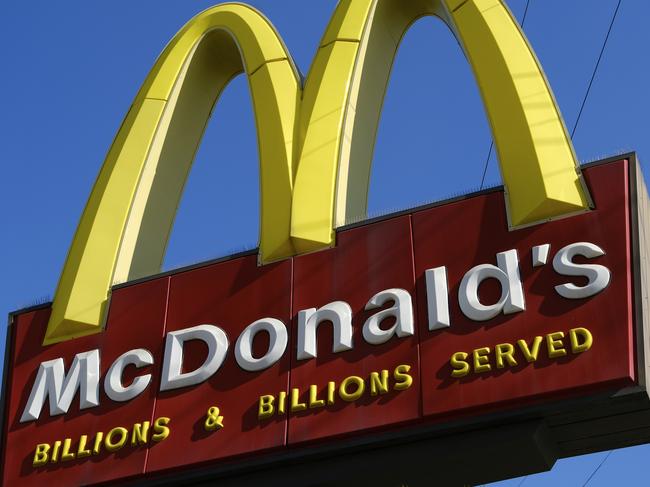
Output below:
[2,1,649,486]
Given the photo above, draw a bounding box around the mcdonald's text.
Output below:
[19,240,608,422]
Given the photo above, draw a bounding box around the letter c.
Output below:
[104,348,154,402]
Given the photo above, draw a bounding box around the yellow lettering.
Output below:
[105,427,128,452]
[92,432,104,455]
[570,327,593,353]
[278,390,287,414]
[473,347,491,373]
[32,443,50,467]
[339,376,365,402]
[370,370,389,396]
[77,434,91,459]
[152,417,171,443]
[290,388,307,412]
[393,364,413,390]
[517,336,543,363]
[51,440,62,463]
[61,438,75,462]
[32,418,181,468]
[495,343,517,369]
[308,384,325,409]
[258,394,275,419]
[450,352,470,378]
[327,381,336,405]
[131,421,150,446]
[547,331,567,358]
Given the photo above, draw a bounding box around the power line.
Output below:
[570,0,622,139]
[582,450,613,486]
[478,142,494,191]
[479,0,531,190]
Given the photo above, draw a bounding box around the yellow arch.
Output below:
[45,0,591,345]
[290,0,592,252]
[44,4,301,345]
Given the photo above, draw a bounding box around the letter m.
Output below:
[20,349,100,422]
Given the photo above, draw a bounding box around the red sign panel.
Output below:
[147,255,292,473]
[2,278,168,486]
[414,159,635,419]
[0,159,642,486]
[289,215,420,444]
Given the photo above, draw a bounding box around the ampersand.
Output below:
[204,406,224,432]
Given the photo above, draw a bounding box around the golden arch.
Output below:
[44,0,591,345]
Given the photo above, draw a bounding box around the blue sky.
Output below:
[1,1,649,485]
